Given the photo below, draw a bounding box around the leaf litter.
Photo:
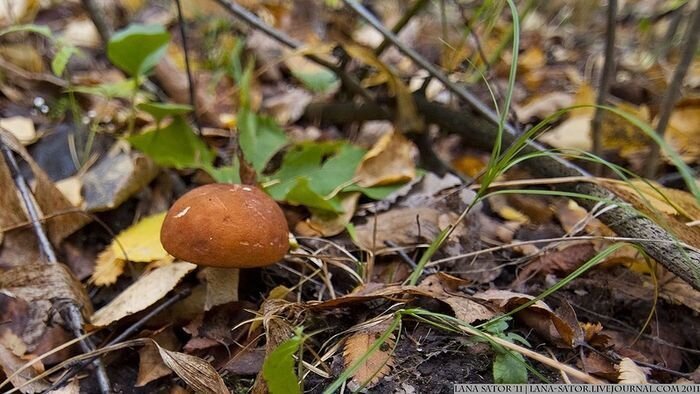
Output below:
[0,0,699,392]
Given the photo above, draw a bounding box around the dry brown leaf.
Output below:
[0,130,89,254]
[355,131,416,188]
[136,329,179,387]
[0,44,43,73]
[151,340,228,394]
[473,289,577,347]
[0,343,49,393]
[617,358,649,384]
[516,242,597,282]
[344,322,395,390]
[295,192,360,237]
[91,261,196,327]
[353,207,444,252]
[418,274,496,324]
[515,92,574,123]
[0,263,91,354]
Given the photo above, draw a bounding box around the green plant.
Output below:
[262,327,304,394]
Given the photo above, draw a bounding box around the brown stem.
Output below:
[591,0,617,175]
[644,2,700,178]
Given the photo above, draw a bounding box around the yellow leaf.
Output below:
[90,212,170,286]
[113,212,169,261]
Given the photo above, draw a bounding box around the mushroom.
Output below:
[160,183,289,268]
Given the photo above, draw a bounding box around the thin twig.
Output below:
[49,286,192,391]
[591,0,617,176]
[0,135,111,393]
[0,140,57,263]
[174,0,201,132]
[644,2,700,178]
[213,0,372,101]
[341,0,588,177]
[80,0,111,43]
[375,0,429,56]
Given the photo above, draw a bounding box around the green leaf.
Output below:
[291,67,338,93]
[266,142,340,200]
[137,102,192,124]
[127,117,214,169]
[238,107,288,173]
[346,184,403,200]
[69,79,138,99]
[265,142,366,213]
[207,160,241,184]
[0,24,52,38]
[107,24,170,77]
[493,351,528,384]
[286,177,343,212]
[262,334,302,394]
[51,44,80,76]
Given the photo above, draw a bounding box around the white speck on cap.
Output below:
[242,187,252,191]
[174,206,191,218]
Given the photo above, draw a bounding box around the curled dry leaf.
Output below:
[344,321,396,390]
[473,289,577,347]
[617,357,649,384]
[295,192,360,237]
[91,261,196,327]
[147,339,228,394]
[418,274,496,324]
[355,130,417,188]
[136,329,179,387]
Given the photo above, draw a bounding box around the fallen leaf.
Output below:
[152,340,228,394]
[343,43,423,133]
[81,145,158,212]
[473,289,577,347]
[617,358,649,384]
[136,329,179,387]
[0,343,49,393]
[91,261,196,327]
[90,212,170,286]
[294,192,360,237]
[418,274,496,324]
[0,116,36,145]
[344,321,395,390]
[60,18,100,48]
[515,242,597,283]
[355,130,417,187]
[515,92,574,123]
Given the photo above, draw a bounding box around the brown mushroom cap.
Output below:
[160,183,289,268]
